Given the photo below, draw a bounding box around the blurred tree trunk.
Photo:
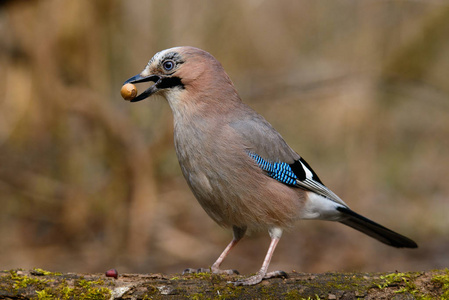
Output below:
[1,0,160,266]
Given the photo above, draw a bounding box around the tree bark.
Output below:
[1,269,447,299]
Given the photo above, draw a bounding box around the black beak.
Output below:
[123,74,161,102]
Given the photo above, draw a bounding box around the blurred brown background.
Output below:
[1,0,448,276]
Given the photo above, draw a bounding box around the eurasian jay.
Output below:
[123,46,417,286]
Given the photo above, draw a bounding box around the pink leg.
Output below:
[209,238,241,274]
[183,226,246,275]
[232,227,286,286]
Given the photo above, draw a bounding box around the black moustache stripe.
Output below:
[158,77,185,90]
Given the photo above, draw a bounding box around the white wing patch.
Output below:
[299,160,314,180]
[295,160,348,207]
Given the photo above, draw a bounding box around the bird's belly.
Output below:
[179,154,303,230]
[174,128,303,230]
[183,164,235,227]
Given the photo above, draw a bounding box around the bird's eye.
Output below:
[162,60,175,71]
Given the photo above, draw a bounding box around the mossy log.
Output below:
[0,269,448,299]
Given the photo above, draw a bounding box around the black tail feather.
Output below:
[337,207,418,248]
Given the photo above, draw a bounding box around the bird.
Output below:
[122,46,418,286]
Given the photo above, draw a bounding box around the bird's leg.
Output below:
[209,226,246,275]
[232,227,287,286]
[183,226,246,275]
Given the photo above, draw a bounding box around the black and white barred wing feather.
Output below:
[246,151,417,248]
[247,151,347,207]
[232,111,417,248]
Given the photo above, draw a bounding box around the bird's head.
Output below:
[123,46,236,104]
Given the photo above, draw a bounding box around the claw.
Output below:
[216,269,239,275]
[182,268,208,275]
[230,274,263,286]
[182,267,239,276]
[264,270,288,279]
[230,270,287,286]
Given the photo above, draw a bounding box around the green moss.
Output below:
[324,273,365,292]
[373,271,449,299]
[376,272,421,299]
[431,269,449,299]
[305,296,322,300]
[31,268,62,276]
[377,271,435,298]
[0,270,111,299]
[284,289,309,300]
[3,269,449,299]
[144,284,158,295]
[258,283,280,298]
[59,283,75,299]
[51,278,110,299]
[293,272,374,296]
[36,289,54,300]
[284,294,321,300]
[189,292,206,300]
[8,270,50,291]
[189,272,212,279]
[76,278,105,288]
[184,271,229,286]
[377,272,411,289]
[63,278,110,299]
[212,284,243,299]
[210,274,227,285]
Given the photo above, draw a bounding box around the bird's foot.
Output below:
[230,270,288,286]
[265,270,288,280]
[183,267,239,276]
[211,266,240,275]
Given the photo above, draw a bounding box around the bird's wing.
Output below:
[229,110,348,207]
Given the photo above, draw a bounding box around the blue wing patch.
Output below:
[247,152,297,186]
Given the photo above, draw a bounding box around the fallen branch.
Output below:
[1,269,448,299]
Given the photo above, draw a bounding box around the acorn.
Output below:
[121,83,137,101]
[105,268,118,279]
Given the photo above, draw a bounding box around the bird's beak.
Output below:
[123,74,162,102]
